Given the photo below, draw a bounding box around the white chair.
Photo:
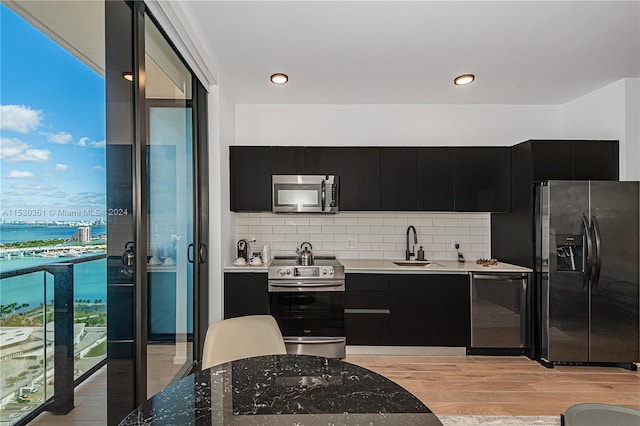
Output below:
[562,403,640,426]
[201,315,287,369]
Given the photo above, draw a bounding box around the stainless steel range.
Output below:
[268,256,346,358]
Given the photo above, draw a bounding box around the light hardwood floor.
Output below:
[345,355,640,417]
[30,355,639,424]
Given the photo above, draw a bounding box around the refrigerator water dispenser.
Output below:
[555,234,583,272]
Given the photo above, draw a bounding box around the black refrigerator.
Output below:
[535,181,639,366]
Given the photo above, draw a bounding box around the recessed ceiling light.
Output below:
[270,73,288,84]
[454,74,475,85]
[122,72,133,82]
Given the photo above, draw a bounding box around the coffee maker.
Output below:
[237,239,249,262]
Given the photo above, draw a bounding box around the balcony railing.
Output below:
[0,254,107,424]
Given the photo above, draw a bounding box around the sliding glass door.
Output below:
[145,18,195,396]
[105,2,208,423]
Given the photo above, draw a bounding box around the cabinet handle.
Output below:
[344,309,390,314]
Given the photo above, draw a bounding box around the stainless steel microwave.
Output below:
[272,175,339,213]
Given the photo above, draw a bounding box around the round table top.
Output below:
[119,354,442,425]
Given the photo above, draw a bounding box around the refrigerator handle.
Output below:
[581,215,593,291]
[591,215,602,289]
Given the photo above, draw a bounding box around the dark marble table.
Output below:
[120,354,442,425]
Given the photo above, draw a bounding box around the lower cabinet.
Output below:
[223,273,269,319]
[346,273,471,347]
[345,274,390,345]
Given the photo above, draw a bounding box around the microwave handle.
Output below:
[321,179,326,211]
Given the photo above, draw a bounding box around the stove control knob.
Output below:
[328,267,334,275]
[277,269,286,277]
[285,268,291,275]
[321,268,327,275]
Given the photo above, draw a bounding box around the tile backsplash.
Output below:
[235,212,491,261]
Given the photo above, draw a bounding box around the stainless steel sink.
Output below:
[392,261,441,267]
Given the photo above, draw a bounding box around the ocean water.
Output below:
[0,224,107,310]
[0,224,106,244]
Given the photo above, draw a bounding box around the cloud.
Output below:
[12,183,54,191]
[93,165,106,172]
[0,137,50,163]
[53,163,69,172]
[7,170,36,179]
[77,137,105,148]
[47,132,73,144]
[0,105,42,133]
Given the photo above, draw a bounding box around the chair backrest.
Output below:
[201,315,287,369]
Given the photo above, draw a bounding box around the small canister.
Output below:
[417,246,425,261]
[262,244,271,264]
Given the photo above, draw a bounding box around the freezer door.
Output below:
[543,181,590,363]
[589,181,639,363]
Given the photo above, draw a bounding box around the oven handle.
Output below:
[269,280,345,289]
[283,338,345,344]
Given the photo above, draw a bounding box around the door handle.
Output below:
[198,243,208,264]
[581,215,592,291]
[591,215,602,289]
[321,179,326,211]
[187,243,194,263]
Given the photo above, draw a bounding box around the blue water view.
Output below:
[0,224,107,309]
[0,224,106,244]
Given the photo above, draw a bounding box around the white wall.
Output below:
[235,104,564,147]
[208,79,236,323]
[564,78,640,180]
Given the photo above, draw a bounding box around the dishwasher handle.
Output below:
[472,273,527,281]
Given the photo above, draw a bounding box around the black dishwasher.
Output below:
[470,273,528,354]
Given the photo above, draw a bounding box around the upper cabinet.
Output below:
[230,146,271,211]
[454,147,511,212]
[270,147,306,175]
[417,148,455,211]
[304,147,341,175]
[381,147,416,211]
[230,145,512,213]
[572,141,618,180]
[338,147,381,211]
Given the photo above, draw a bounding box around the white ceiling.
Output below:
[5,1,639,106]
[179,0,640,105]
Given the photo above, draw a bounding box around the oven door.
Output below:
[269,280,345,357]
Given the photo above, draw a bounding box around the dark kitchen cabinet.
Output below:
[230,146,271,211]
[428,274,470,347]
[572,140,619,180]
[389,275,430,345]
[304,147,341,175]
[381,147,417,211]
[338,147,381,211]
[345,274,390,345]
[270,147,306,175]
[454,147,510,212]
[224,273,269,319]
[417,148,455,211]
[389,274,470,347]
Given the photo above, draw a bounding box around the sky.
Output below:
[0,3,106,222]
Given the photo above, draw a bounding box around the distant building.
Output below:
[70,226,91,243]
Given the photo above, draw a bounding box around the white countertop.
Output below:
[223,259,531,274]
[340,259,531,274]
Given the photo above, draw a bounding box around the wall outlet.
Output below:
[451,239,459,250]
[347,239,357,249]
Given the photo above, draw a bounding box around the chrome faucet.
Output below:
[406,225,418,260]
